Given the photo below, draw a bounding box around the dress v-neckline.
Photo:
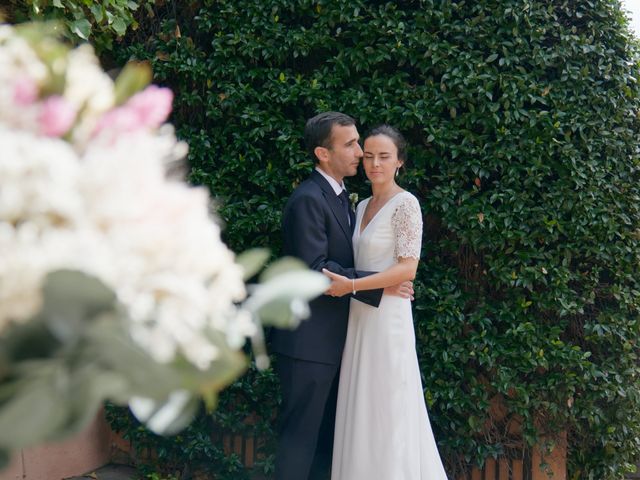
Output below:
[358,191,405,236]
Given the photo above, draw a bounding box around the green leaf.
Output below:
[69,18,91,40]
[245,271,328,328]
[84,319,189,400]
[113,61,152,105]
[236,248,270,280]
[38,269,117,344]
[129,390,200,436]
[250,298,307,329]
[85,318,246,402]
[111,17,127,37]
[259,256,308,282]
[89,4,104,23]
[0,372,69,450]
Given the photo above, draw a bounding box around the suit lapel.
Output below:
[310,171,353,246]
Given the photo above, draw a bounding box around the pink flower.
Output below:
[39,96,77,137]
[127,85,173,129]
[93,85,174,138]
[95,107,140,136]
[13,77,39,105]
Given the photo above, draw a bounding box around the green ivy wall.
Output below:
[105,1,640,478]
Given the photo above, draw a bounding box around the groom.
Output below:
[270,112,413,480]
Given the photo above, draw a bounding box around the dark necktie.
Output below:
[338,190,351,226]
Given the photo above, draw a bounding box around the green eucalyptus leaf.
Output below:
[0,372,68,449]
[168,328,248,398]
[245,270,328,313]
[252,297,309,329]
[39,269,117,344]
[0,319,59,363]
[84,318,187,400]
[236,248,270,281]
[259,256,308,282]
[245,270,328,328]
[51,366,128,440]
[85,317,246,402]
[129,390,200,436]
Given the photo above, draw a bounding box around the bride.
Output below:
[323,125,448,480]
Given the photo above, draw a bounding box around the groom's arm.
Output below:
[283,192,383,308]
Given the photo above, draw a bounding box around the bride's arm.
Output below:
[323,257,418,297]
[324,194,423,297]
[283,190,385,306]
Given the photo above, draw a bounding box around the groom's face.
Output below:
[321,124,363,181]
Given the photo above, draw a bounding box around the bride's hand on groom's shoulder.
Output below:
[322,268,352,297]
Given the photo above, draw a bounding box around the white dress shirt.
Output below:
[315,167,346,196]
[315,167,350,225]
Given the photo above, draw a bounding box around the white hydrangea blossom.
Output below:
[64,44,114,114]
[0,26,47,133]
[65,44,115,146]
[0,27,253,370]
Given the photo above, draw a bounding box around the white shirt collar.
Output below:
[315,167,346,196]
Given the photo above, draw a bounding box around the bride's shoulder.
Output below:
[392,191,422,216]
[396,190,420,207]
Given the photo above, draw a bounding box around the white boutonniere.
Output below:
[349,192,358,211]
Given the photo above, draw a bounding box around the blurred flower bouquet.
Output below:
[0,22,326,465]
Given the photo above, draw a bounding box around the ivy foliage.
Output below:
[0,0,155,53]
[108,1,640,478]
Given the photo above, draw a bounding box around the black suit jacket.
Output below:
[270,170,383,364]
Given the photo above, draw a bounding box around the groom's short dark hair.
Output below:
[304,112,356,163]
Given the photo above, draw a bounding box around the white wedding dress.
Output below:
[331,191,448,480]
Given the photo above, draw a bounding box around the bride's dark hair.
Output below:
[364,124,408,165]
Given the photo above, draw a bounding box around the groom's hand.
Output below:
[384,281,414,300]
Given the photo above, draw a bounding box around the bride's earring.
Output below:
[395,167,399,178]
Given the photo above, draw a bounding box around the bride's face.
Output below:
[363,134,403,186]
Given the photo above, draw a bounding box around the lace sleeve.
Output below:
[391,194,423,260]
